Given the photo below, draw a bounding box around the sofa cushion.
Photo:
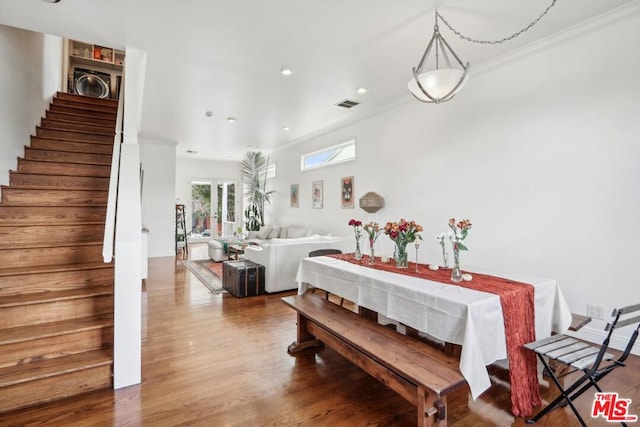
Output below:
[286,226,308,238]
[268,226,281,239]
[256,227,272,240]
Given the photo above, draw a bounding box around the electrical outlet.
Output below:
[587,304,604,320]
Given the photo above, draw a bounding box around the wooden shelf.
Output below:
[69,40,124,71]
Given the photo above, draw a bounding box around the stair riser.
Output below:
[0,268,114,295]
[0,328,113,369]
[0,364,112,413]
[0,206,106,225]
[24,148,111,165]
[49,104,116,120]
[0,224,105,248]
[0,295,113,329]
[40,118,114,136]
[1,188,108,206]
[30,137,114,155]
[36,127,113,144]
[9,172,110,191]
[17,160,110,177]
[0,245,104,269]
[55,92,118,108]
[45,111,115,127]
[52,98,117,114]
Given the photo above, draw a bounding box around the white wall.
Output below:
[0,24,62,186]
[269,13,640,353]
[140,138,178,258]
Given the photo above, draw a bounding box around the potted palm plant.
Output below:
[241,151,274,231]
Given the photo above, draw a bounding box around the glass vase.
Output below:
[369,241,375,265]
[451,245,462,282]
[354,238,362,261]
[394,241,408,268]
[441,244,449,268]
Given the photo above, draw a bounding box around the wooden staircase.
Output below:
[0,92,117,413]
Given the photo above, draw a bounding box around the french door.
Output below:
[189,179,238,238]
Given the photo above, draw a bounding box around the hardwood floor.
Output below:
[1,243,638,426]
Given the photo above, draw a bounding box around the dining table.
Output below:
[295,255,573,415]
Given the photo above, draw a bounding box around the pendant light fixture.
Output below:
[409,1,558,104]
[408,10,469,104]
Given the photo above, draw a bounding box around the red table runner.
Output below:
[330,253,540,417]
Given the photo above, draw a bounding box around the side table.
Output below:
[228,244,247,260]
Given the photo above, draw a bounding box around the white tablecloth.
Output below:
[295,256,572,399]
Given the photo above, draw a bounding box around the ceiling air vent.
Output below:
[335,99,359,109]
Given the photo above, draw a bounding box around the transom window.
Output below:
[301,139,356,171]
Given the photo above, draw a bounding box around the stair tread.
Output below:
[0,349,112,387]
[0,240,104,250]
[56,92,118,105]
[0,286,113,309]
[0,261,112,278]
[47,109,116,120]
[52,98,118,110]
[0,184,109,193]
[0,205,107,210]
[25,146,112,157]
[2,185,108,192]
[0,221,104,227]
[49,106,117,120]
[29,135,113,147]
[42,118,115,131]
[9,171,109,179]
[18,158,112,167]
[36,126,115,138]
[0,315,113,346]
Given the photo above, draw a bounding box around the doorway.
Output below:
[189,181,212,240]
[188,179,238,240]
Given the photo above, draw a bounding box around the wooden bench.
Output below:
[282,293,467,426]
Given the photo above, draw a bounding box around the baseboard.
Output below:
[567,325,639,356]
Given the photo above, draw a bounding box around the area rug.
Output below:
[182,259,225,294]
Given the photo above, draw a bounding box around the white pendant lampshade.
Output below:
[408,69,469,103]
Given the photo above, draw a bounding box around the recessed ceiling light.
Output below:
[283,126,290,131]
[227,117,236,123]
[205,111,213,117]
[280,68,293,76]
[357,87,367,94]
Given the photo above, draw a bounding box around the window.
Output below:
[266,163,276,179]
[301,139,356,171]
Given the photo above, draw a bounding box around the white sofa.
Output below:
[206,225,312,262]
[244,235,352,293]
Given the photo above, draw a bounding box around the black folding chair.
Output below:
[308,249,344,306]
[524,303,640,426]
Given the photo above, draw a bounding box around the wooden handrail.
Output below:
[102,79,124,263]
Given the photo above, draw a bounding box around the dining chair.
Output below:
[308,249,343,257]
[308,249,344,306]
[524,303,640,426]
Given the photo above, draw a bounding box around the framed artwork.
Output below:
[290,184,299,208]
[340,176,354,209]
[312,181,323,209]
